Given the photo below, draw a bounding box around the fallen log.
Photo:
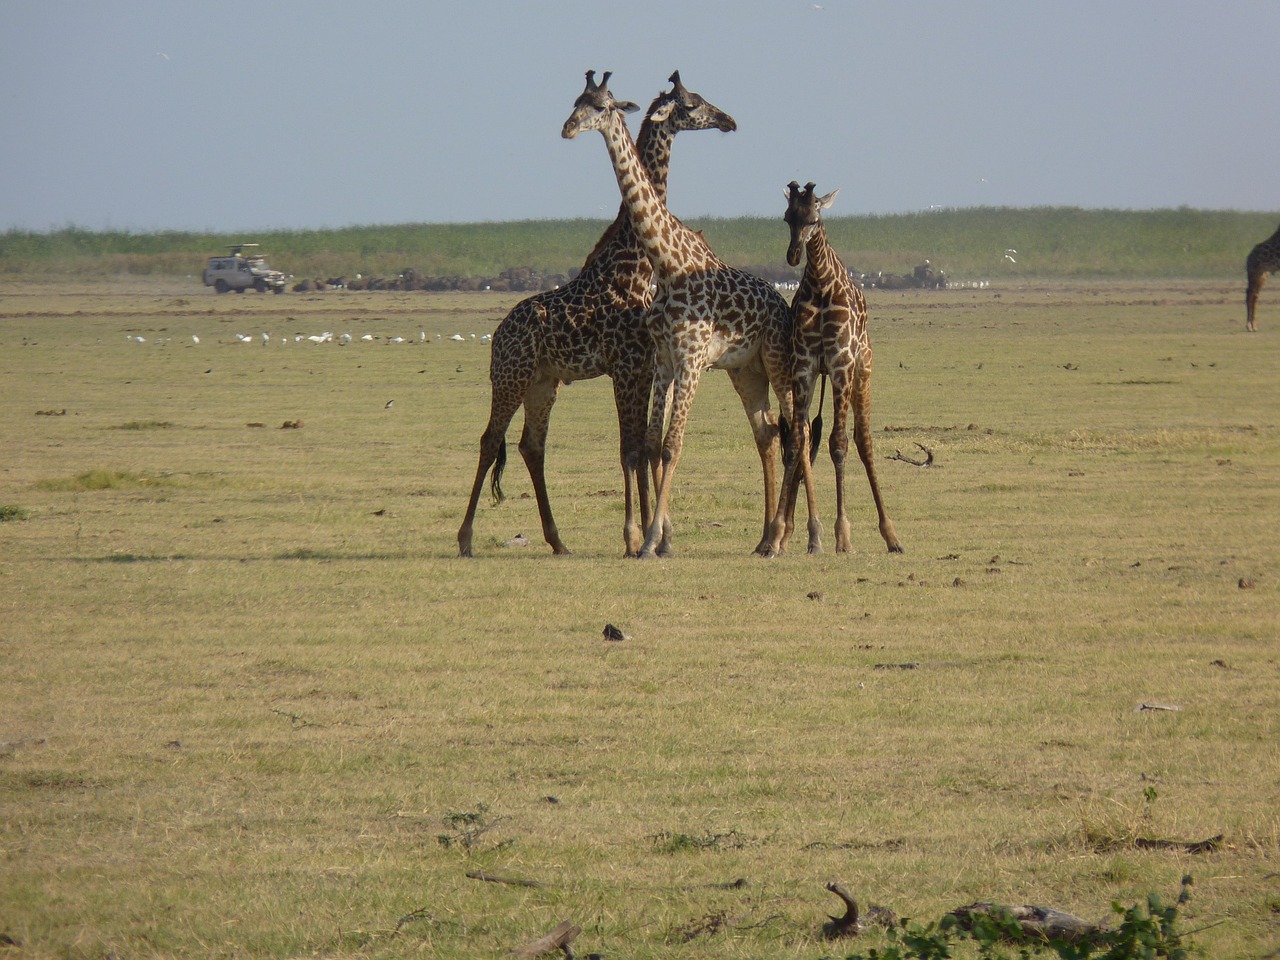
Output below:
[511,920,581,958]
[1133,834,1222,854]
[948,902,1101,944]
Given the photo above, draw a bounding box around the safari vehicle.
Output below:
[202,244,287,294]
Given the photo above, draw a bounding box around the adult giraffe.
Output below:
[759,182,903,558]
[457,73,736,558]
[1245,221,1280,332]
[561,70,795,558]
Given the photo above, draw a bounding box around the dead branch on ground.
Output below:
[466,869,544,888]
[888,442,934,467]
[823,882,898,938]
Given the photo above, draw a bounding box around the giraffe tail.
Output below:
[808,373,827,466]
[489,439,508,505]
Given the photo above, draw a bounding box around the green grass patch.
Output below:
[0,504,28,522]
[34,468,162,491]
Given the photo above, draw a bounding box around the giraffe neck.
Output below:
[600,111,712,276]
[635,119,675,203]
[573,112,678,285]
[803,221,842,285]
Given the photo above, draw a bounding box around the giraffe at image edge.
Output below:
[1246,221,1280,332]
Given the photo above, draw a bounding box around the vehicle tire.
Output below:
[234,287,245,294]
[214,279,229,294]
[272,285,284,294]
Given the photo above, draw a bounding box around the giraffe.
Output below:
[561,70,795,559]
[457,72,736,558]
[1245,221,1280,332]
[759,182,903,558]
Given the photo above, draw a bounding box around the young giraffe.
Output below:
[759,182,903,557]
[457,73,736,558]
[561,70,795,558]
[1245,221,1280,332]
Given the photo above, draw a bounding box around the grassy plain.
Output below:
[1,278,1278,959]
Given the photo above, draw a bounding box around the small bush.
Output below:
[0,504,29,522]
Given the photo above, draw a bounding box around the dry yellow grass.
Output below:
[1,279,1277,958]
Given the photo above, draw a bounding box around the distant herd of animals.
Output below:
[454,70,1279,560]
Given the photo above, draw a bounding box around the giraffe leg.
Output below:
[850,362,903,553]
[458,395,523,557]
[1246,266,1265,332]
[644,365,676,556]
[613,360,652,558]
[762,418,797,557]
[799,418,823,556]
[760,371,820,557]
[726,365,783,557]
[828,372,854,554]
[796,373,823,555]
[517,376,571,555]
[640,365,704,558]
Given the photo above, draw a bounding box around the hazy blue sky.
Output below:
[2,0,1277,234]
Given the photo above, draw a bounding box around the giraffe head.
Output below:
[648,71,736,134]
[561,70,639,140]
[784,180,840,267]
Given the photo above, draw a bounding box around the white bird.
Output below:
[191,335,200,344]
[340,333,352,343]
[389,336,405,344]
[450,334,465,342]
[384,400,394,409]
[361,333,375,341]
[262,332,270,345]
[134,335,146,343]
[235,333,251,342]
[480,333,492,342]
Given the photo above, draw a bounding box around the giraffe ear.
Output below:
[648,100,675,121]
[619,100,641,114]
[818,189,840,210]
